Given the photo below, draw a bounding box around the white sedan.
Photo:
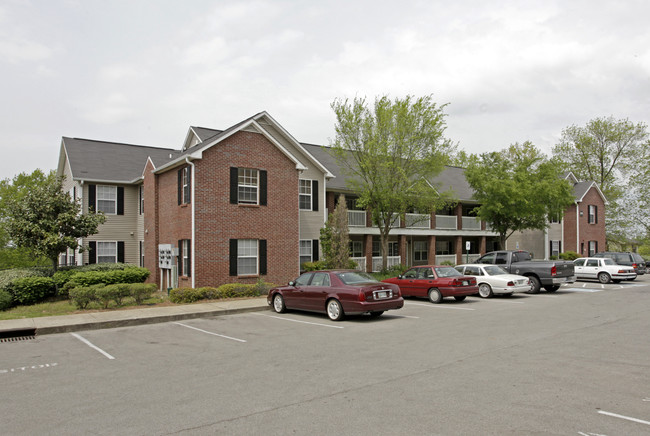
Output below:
[573,257,637,283]
[455,264,531,298]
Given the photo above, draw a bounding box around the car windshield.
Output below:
[434,267,462,278]
[603,258,616,265]
[337,271,378,285]
[483,265,508,275]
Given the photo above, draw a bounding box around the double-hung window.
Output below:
[588,205,597,224]
[237,239,258,275]
[588,241,598,256]
[183,239,191,276]
[97,241,117,263]
[350,241,363,258]
[238,168,259,204]
[299,180,312,210]
[414,241,428,261]
[97,186,117,214]
[300,240,313,265]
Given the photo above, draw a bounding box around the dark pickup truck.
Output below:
[475,250,576,293]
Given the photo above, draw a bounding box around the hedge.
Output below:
[64,267,150,290]
[9,276,56,306]
[169,281,275,304]
[0,289,12,311]
[69,282,157,309]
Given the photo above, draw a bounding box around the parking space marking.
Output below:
[251,313,344,328]
[173,322,247,342]
[405,302,475,311]
[70,333,115,360]
[562,288,603,293]
[598,410,650,426]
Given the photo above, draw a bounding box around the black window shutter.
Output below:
[229,239,238,276]
[259,239,267,275]
[177,239,183,276]
[88,241,96,264]
[230,167,239,204]
[177,169,182,205]
[595,206,598,224]
[312,180,319,211]
[117,187,124,215]
[117,241,125,263]
[187,166,192,204]
[260,170,267,206]
[88,184,96,213]
[312,239,319,261]
[187,240,192,277]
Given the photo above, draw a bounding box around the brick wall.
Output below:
[563,186,606,255]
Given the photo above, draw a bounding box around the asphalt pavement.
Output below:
[0,296,270,336]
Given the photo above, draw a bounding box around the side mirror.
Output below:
[288,281,295,286]
[397,275,403,279]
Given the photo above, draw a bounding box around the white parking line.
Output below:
[70,333,115,360]
[562,288,603,293]
[598,410,650,426]
[406,302,475,311]
[173,322,247,343]
[252,313,344,328]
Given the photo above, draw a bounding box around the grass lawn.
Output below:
[0,293,170,321]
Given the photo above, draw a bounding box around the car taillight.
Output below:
[618,269,627,274]
[551,265,557,277]
[507,281,514,286]
[359,290,366,302]
[633,263,638,269]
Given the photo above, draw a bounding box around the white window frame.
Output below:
[97,241,117,264]
[238,168,259,205]
[96,185,117,215]
[139,185,144,214]
[299,240,313,265]
[182,239,191,276]
[299,180,312,211]
[350,240,363,258]
[588,205,596,224]
[589,240,597,257]
[237,239,258,275]
[182,167,191,204]
[551,240,560,257]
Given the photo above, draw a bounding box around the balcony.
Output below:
[348,210,366,227]
[435,215,457,230]
[461,216,481,230]
[372,256,401,272]
[434,254,457,264]
[405,213,430,229]
[351,257,366,271]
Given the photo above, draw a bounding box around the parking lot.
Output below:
[2,277,650,435]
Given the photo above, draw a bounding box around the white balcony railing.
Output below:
[348,210,366,227]
[461,216,481,230]
[459,253,481,264]
[372,256,401,272]
[351,257,366,272]
[435,215,457,230]
[435,254,457,265]
[405,213,431,229]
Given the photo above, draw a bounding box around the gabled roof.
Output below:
[573,180,608,204]
[302,143,476,201]
[60,137,179,184]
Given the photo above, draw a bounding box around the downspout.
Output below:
[575,202,580,254]
[186,158,196,288]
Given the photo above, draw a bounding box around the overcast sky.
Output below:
[1,0,649,180]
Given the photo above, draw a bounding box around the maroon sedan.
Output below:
[268,270,404,321]
[382,265,478,303]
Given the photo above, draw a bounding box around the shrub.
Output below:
[559,251,581,261]
[69,286,96,309]
[301,260,327,271]
[65,267,150,288]
[440,260,455,266]
[169,287,204,304]
[0,268,51,293]
[0,289,13,311]
[130,283,156,304]
[94,285,114,309]
[8,276,55,305]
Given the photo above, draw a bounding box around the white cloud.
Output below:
[0,39,54,63]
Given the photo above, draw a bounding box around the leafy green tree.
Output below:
[320,194,351,268]
[330,94,456,269]
[465,142,575,249]
[3,172,106,270]
[552,117,650,241]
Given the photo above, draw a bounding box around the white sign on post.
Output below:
[465,241,471,251]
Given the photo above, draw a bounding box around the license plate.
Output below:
[462,281,468,286]
[373,290,392,300]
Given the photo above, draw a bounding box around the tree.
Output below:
[320,194,351,268]
[330,95,456,270]
[552,116,650,240]
[3,171,106,270]
[465,142,575,249]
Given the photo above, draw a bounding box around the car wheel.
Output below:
[544,285,560,292]
[454,296,466,301]
[527,276,541,294]
[428,288,443,304]
[598,272,612,284]
[326,299,344,321]
[272,294,286,313]
[369,311,384,318]
[478,283,493,298]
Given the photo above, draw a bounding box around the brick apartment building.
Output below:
[56,112,607,289]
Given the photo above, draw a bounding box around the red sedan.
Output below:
[382,265,478,303]
[268,270,404,321]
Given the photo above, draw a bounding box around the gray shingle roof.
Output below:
[63,137,180,183]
